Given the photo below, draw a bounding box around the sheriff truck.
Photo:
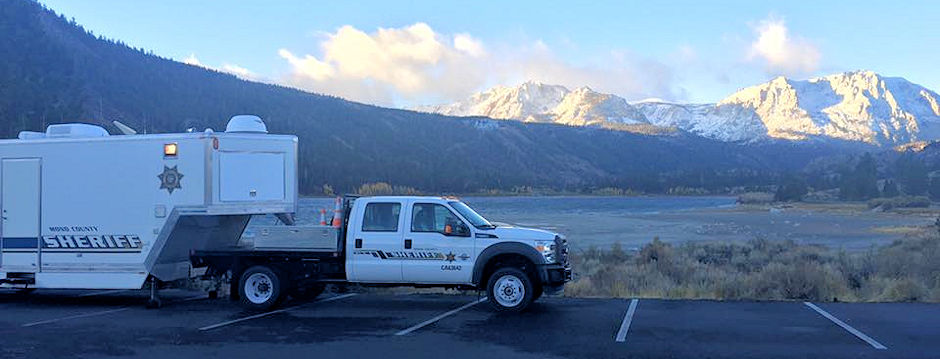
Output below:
[0,115,570,312]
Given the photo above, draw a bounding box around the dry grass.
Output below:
[565,230,940,302]
[868,196,931,211]
[870,226,923,235]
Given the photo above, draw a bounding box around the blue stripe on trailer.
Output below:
[1,237,39,249]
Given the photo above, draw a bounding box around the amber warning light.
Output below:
[164,143,178,157]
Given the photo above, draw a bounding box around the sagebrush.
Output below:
[565,230,940,302]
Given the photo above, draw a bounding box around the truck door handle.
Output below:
[404,239,412,249]
[354,238,362,248]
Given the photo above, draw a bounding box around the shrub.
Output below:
[356,182,422,195]
[737,192,774,204]
[867,196,930,210]
[565,232,940,303]
[775,177,808,202]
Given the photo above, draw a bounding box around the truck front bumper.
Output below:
[539,263,572,295]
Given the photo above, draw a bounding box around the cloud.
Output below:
[181,54,257,80]
[453,33,485,57]
[676,44,697,64]
[747,17,820,75]
[278,23,680,106]
[220,64,256,79]
[183,53,203,66]
[278,23,490,105]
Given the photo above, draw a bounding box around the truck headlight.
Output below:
[535,241,556,263]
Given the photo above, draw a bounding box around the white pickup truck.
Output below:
[194,195,571,312]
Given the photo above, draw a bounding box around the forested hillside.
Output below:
[0,1,857,194]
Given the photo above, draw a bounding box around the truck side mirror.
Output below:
[456,223,470,237]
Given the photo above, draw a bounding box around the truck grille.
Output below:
[554,235,569,265]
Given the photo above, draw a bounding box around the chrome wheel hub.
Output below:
[494,274,525,307]
[245,273,274,304]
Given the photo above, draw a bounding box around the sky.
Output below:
[40,0,940,108]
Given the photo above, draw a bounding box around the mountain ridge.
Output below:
[417,71,940,146]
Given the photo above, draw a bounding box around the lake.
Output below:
[262,196,932,252]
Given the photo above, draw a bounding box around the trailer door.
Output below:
[1,158,41,272]
[219,152,285,202]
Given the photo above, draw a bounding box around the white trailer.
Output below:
[0,116,297,304]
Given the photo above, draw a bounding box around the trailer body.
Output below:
[0,119,297,290]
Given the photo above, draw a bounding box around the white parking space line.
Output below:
[23,307,131,327]
[615,299,639,343]
[198,293,357,331]
[804,302,887,350]
[77,289,132,297]
[22,294,208,327]
[395,297,488,336]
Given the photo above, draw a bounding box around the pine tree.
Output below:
[882,179,900,198]
[775,175,808,202]
[840,153,879,200]
[929,177,940,201]
[895,154,928,195]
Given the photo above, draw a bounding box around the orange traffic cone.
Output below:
[318,208,327,226]
[331,197,343,227]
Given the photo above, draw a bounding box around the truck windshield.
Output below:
[449,201,495,229]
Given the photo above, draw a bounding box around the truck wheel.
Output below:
[486,267,535,312]
[239,266,284,310]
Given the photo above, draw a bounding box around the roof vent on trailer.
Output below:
[17,131,45,140]
[45,123,110,138]
[225,115,268,134]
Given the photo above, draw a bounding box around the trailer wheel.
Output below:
[486,267,535,312]
[239,266,284,310]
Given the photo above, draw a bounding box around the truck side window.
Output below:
[362,202,401,232]
[411,203,468,236]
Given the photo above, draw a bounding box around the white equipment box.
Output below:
[239,225,341,251]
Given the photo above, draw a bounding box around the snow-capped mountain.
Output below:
[634,102,769,142]
[636,71,940,144]
[413,81,567,121]
[413,81,647,127]
[415,71,940,145]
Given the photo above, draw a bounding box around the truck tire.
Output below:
[486,267,535,312]
[239,265,285,310]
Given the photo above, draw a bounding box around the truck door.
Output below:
[401,202,475,284]
[1,158,41,272]
[347,200,404,282]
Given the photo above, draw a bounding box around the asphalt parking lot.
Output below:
[1,289,937,359]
